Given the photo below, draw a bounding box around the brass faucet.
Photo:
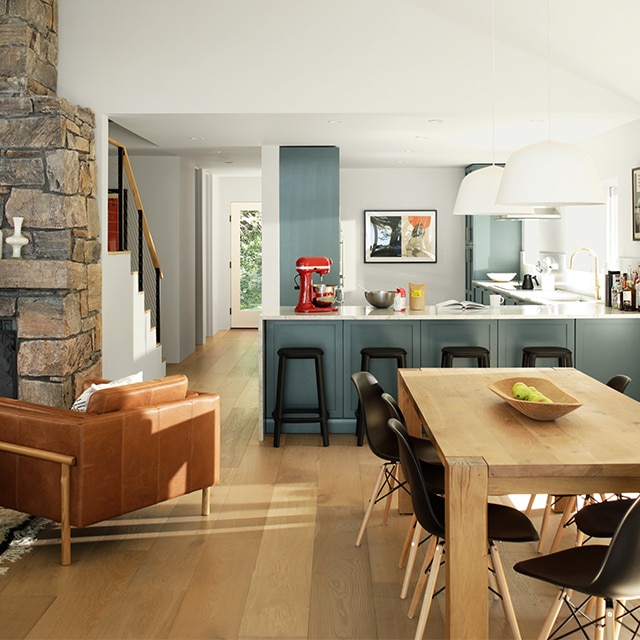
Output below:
[569,247,600,300]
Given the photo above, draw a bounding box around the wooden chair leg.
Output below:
[401,522,423,599]
[594,598,606,640]
[605,600,616,640]
[413,542,444,640]
[399,515,417,568]
[549,495,577,553]
[537,494,555,553]
[408,535,438,619]
[613,601,624,640]
[525,493,538,516]
[489,542,522,640]
[356,463,386,547]
[537,589,567,640]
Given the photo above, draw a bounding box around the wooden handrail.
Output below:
[0,441,76,566]
[108,137,163,279]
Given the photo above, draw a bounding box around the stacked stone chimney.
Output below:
[0,0,101,407]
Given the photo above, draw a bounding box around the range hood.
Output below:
[496,207,561,221]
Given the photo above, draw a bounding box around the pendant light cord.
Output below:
[546,0,551,140]
[490,0,496,165]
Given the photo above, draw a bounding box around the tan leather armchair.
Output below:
[0,374,220,565]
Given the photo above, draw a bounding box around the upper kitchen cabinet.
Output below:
[279,146,340,306]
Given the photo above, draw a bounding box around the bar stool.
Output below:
[272,347,329,448]
[356,347,407,447]
[441,346,489,367]
[522,346,572,367]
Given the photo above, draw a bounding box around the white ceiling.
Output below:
[108,0,640,177]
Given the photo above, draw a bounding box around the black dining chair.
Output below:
[514,495,640,640]
[534,373,634,554]
[381,392,444,599]
[350,371,411,547]
[388,418,539,640]
[606,374,632,394]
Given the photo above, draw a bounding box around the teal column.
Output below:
[279,146,340,306]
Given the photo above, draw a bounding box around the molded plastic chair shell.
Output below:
[351,371,399,462]
[606,374,632,394]
[514,496,640,638]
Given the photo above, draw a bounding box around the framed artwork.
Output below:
[633,167,640,240]
[364,210,437,263]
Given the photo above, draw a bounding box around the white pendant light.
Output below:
[496,1,604,208]
[496,139,605,207]
[452,165,535,216]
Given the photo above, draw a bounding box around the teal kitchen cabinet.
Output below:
[343,320,421,419]
[264,320,344,434]
[279,146,340,306]
[575,318,640,401]
[421,319,498,367]
[497,319,574,367]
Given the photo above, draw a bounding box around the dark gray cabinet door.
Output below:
[497,319,574,367]
[421,319,498,367]
[343,320,421,418]
[575,318,640,401]
[264,320,343,433]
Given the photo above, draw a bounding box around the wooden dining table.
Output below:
[397,367,640,639]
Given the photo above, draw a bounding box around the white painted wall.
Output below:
[128,156,196,364]
[340,168,466,305]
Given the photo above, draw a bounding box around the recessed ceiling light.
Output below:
[428,119,444,124]
[327,119,343,124]
[189,136,204,141]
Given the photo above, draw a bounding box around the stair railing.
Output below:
[108,137,163,344]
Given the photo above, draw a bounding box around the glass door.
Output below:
[230,202,262,328]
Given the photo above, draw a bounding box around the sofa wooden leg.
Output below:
[201,486,211,516]
[60,463,72,566]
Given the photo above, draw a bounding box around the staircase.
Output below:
[102,138,165,380]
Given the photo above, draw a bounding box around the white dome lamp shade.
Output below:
[452,164,535,216]
[496,139,605,207]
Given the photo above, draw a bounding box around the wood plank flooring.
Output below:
[0,329,628,639]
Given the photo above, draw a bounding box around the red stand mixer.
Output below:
[294,256,339,313]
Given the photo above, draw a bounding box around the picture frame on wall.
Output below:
[364,210,437,263]
[633,167,640,240]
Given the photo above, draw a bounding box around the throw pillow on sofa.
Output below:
[71,371,143,412]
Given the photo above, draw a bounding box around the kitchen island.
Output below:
[260,303,640,439]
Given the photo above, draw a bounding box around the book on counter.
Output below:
[436,299,486,310]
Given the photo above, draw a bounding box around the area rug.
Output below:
[0,507,50,575]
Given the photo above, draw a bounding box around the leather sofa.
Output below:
[0,374,220,565]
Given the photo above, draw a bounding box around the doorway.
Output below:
[230,202,262,328]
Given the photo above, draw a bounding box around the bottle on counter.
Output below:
[611,273,622,309]
[621,273,636,311]
[606,270,620,307]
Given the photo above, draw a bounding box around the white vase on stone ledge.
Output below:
[6,216,28,258]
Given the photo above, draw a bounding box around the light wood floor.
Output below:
[0,329,618,639]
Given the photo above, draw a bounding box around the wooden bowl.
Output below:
[488,376,582,421]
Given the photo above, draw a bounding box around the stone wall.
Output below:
[0,0,57,97]
[0,0,101,407]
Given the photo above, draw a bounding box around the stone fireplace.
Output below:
[0,0,101,407]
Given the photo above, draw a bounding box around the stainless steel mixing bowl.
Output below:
[364,290,395,308]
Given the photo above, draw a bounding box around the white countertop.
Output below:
[261,302,636,320]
